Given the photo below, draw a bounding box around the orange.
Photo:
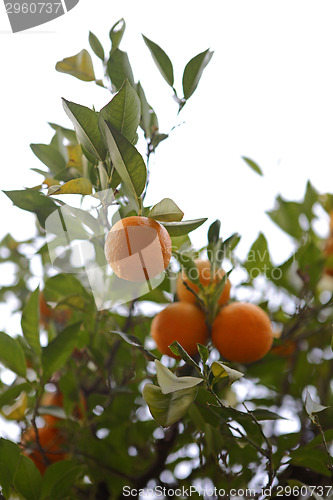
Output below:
[212,302,273,364]
[271,339,297,357]
[41,390,85,425]
[21,426,66,474]
[105,216,172,281]
[151,302,208,358]
[39,292,72,328]
[176,259,231,306]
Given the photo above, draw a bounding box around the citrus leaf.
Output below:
[109,18,126,51]
[56,49,95,82]
[211,361,243,385]
[47,178,92,196]
[3,189,58,229]
[62,99,106,162]
[155,360,202,394]
[21,287,41,356]
[142,383,198,427]
[30,144,66,175]
[242,156,263,176]
[111,330,157,361]
[168,342,201,371]
[107,48,135,91]
[0,332,27,378]
[173,252,200,285]
[148,198,184,222]
[0,439,22,497]
[305,390,329,416]
[100,79,141,144]
[162,218,207,237]
[182,49,213,100]
[40,461,84,500]
[89,31,105,61]
[142,34,174,87]
[13,455,42,500]
[136,82,159,140]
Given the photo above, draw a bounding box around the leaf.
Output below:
[109,18,126,51]
[266,196,303,239]
[56,49,95,82]
[41,323,82,381]
[0,438,22,497]
[244,233,271,276]
[48,123,78,144]
[40,461,84,500]
[62,99,106,162]
[47,178,92,196]
[100,79,141,143]
[44,274,93,309]
[208,219,221,245]
[168,342,201,371]
[197,343,209,364]
[0,332,26,377]
[142,34,174,87]
[242,156,263,176]
[3,189,58,228]
[0,382,31,408]
[305,390,329,416]
[30,144,66,175]
[111,330,157,361]
[102,120,147,209]
[211,361,243,385]
[89,31,105,61]
[13,455,42,500]
[136,82,159,140]
[162,218,208,237]
[107,48,135,91]
[148,198,184,222]
[182,49,213,100]
[21,287,41,355]
[174,252,200,285]
[1,392,27,420]
[154,360,202,394]
[251,408,287,421]
[142,383,198,427]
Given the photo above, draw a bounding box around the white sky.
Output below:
[1,0,333,274]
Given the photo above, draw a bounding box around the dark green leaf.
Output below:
[242,156,263,176]
[162,218,207,237]
[100,79,141,143]
[168,343,201,372]
[40,460,84,500]
[109,18,126,51]
[62,99,106,162]
[3,189,58,228]
[0,332,26,377]
[21,287,40,356]
[208,220,221,245]
[30,144,66,175]
[136,82,159,139]
[182,49,213,100]
[89,31,105,61]
[142,34,174,87]
[251,408,287,421]
[13,455,42,500]
[0,439,22,497]
[111,330,157,361]
[197,343,209,364]
[56,49,95,82]
[107,48,135,91]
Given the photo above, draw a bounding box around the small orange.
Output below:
[151,302,208,358]
[176,259,231,306]
[105,216,172,281]
[22,425,66,474]
[212,302,273,364]
[271,339,297,357]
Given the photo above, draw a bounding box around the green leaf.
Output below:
[211,361,243,385]
[44,274,93,308]
[107,48,135,91]
[266,196,303,239]
[136,82,159,139]
[47,178,92,196]
[100,79,141,144]
[109,18,126,51]
[251,408,287,421]
[155,360,202,394]
[48,123,78,145]
[40,460,84,500]
[89,31,105,61]
[244,232,271,277]
[30,144,66,175]
[102,120,147,209]
[62,99,106,162]
[142,383,198,427]
[3,189,58,229]
[174,252,200,285]
[197,343,209,364]
[41,323,82,381]
[148,198,184,222]
[305,390,329,416]
[142,34,174,87]
[168,342,201,371]
[13,455,42,500]
[111,330,157,361]
[182,49,213,100]
[56,49,95,82]
[0,438,22,497]
[0,382,31,408]
[241,156,263,176]
[208,219,221,245]
[0,332,26,377]
[162,218,208,237]
[21,287,40,356]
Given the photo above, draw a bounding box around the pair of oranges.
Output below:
[104,216,273,364]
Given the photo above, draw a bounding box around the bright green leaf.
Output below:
[182,49,213,100]
[142,34,174,87]
[148,198,184,222]
[242,156,263,176]
[56,49,95,82]
[0,332,26,378]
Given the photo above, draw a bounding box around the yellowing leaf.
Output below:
[66,145,83,170]
[43,178,61,188]
[48,178,92,196]
[56,49,95,82]
[1,392,27,421]
[211,361,244,385]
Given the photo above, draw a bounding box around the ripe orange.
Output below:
[105,216,172,281]
[212,302,273,364]
[22,425,66,474]
[151,302,208,358]
[176,259,231,306]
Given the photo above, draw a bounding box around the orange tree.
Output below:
[0,19,333,499]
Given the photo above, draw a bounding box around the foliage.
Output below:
[0,20,333,500]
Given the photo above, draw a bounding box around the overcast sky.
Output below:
[1,0,333,276]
